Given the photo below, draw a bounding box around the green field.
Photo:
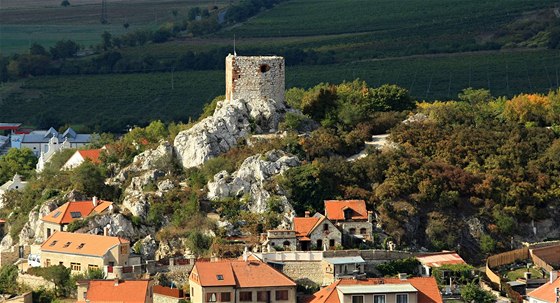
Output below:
[1,49,557,131]
[0,0,233,54]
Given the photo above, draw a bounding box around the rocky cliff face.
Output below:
[207,149,299,230]
[173,98,286,169]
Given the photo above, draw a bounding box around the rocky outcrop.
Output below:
[174,98,286,169]
[111,142,174,185]
[78,213,154,242]
[207,150,299,229]
[155,238,194,260]
[134,235,159,260]
[17,200,60,245]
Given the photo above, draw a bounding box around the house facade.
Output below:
[324,200,373,247]
[527,272,560,303]
[322,256,366,285]
[262,230,297,252]
[41,198,112,238]
[61,148,103,170]
[308,277,443,303]
[294,212,342,251]
[40,231,129,274]
[0,174,28,205]
[415,251,466,277]
[76,279,153,303]
[189,259,297,303]
[11,127,92,157]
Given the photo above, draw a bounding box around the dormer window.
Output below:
[77,243,85,249]
[49,240,58,246]
[343,208,353,220]
[63,242,72,248]
[217,274,224,280]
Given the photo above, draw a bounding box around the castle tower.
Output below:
[225,54,285,104]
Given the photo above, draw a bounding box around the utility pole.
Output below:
[100,0,108,24]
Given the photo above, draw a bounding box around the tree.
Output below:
[458,88,493,104]
[70,160,107,196]
[29,43,48,56]
[60,0,70,6]
[50,39,79,59]
[0,265,18,293]
[41,265,71,297]
[461,282,496,303]
[369,84,414,112]
[0,148,37,184]
[101,31,112,51]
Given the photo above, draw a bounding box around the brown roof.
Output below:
[42,200,112,224]
[190,260,296,288]
[308,278,442,303]
[416,251,466,267]
[41,231,128,257]
[324,200,368,221]
[528,277,560,302]
[77,280,150,303]
[293,217,321,237]
[77,149,103,164]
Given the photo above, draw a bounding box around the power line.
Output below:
[100,0,108,24]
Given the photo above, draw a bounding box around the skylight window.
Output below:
[49,240,58,246]
[52,211,62,218]
[70,212,82,218]
[217,275,224,280]
[63,242,72,248]
[77,243,85,249]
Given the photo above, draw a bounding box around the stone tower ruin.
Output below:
[225,54,285,104]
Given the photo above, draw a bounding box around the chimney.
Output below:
[304,211,310,218]
[551,271,558,284]
[367,211,373,223]
[242,247,249,262]
[114,278,119,286]
[92,196,98,207]
[398,273,407,280]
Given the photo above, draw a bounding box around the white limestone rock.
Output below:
[207,150,299,228]
[112,141,173,184]
[173,98,286,169]
[18,200,59,245]
[134,234,158,260]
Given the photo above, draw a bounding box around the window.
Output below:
[220,292,231,302]
[70,262,81,271]
[396,294,408,303]
[257,291,268,302]
[88,264,99,271]
[70,212,82,218]
[120,245,128,255]
[63,241,72,248]
[349,228,356,235]
[323,223,329,231]
[329,239,335,247]
[77,243,85,249]
[344,208,353,220]
[360,228,367,235]
[373,295,385,303]
[260,64,271,73]
[49,240,58,247]
[239,291,252,301]
[45,259,51,267]
[191,288,194,297]
[276,290,289,301]
[47,228,51,238]
[217,274,224,280]
[206,293,217,302]
[351,296,364,303]
[52,211,61,218]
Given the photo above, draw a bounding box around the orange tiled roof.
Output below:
[41,231,128,257]
[77,280,150,303]
[190,260,296,288]
[42,200,112,224]
[528,277,560,302]
[77,149,103,164]
[324,200,368,221]
[308,278,442,303]
[416,251,466,267]
[293,217,321,238]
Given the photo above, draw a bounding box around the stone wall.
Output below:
[281,261,323,286]
[17,274,55,290]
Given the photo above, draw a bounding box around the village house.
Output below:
[61,148,104,170]
[322,256,366,285]
[324,200,374,247]
[0,173,28,204]
[294,212,342,251]
[40,231,129,274]
[189,259,297,303]
[41,197,112,238]
[415,251,466,277]
[262,230,297,252]
[308,276,443,303]
[10,127,92,157]
[76,279,153,303]
[527,272,560,303]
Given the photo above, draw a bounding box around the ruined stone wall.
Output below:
[17,274,55,290]
[225,54,285,104]
[281,261,323,286]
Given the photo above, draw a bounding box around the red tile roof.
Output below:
[416,251,466,267]
[77,149,103,164]
[528,277,560,302]
[190,260,296,288]
[325,200,368,221]
[41,231,128,257]
[42,200,112,224]
[293,217,321,238]
[77,280,150,303]
[308,278,443,303]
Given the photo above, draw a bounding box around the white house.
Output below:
[0,174,28,208]
[61,148,103,170]
[527,272,560,303]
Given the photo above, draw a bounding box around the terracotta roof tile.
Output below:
[191,260,296,288]
[79,279,150,303]
[42,200,112,224]
[324,200,368,221]
[293,217,321,237]
[309,278,442,303]
[77,149,103,164]
[40,231,128,257]
[528,277,560,302]
[416,251,466,267]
